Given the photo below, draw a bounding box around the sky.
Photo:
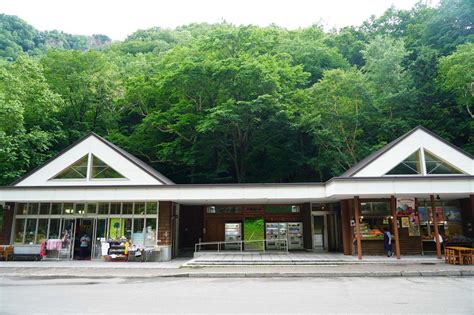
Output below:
[1,0,438,40]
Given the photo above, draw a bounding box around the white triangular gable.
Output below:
[15,134,169,186]
[353,128,473,177]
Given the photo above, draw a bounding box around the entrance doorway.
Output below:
[178,205,204,256]
[311,212,341,252]
[73,218,94,260]
[312,215,325,251]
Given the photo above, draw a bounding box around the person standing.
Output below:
[383,228,392,257]
[434,233,444,254]
[79,234,91,260]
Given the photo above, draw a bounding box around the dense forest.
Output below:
[0,0,472,185]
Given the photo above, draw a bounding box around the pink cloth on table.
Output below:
[46,239,62,251]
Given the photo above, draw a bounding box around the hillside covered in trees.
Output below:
[0,0,472,185]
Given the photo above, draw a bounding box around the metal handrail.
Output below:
[194,238,289,253]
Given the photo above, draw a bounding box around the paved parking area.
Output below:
[1,276,472,314]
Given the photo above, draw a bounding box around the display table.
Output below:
[445,246,473,265]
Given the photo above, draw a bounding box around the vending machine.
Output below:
[224,223,242,250]
[265,223,288,250]
[287,222,304,250]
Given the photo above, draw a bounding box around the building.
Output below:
[0,126,472,261]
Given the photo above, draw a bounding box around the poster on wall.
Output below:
[444,207,462,222]
[408,220,421,236]
[418,207,428,223]
[417,207,444,223]
[401,217,410,228]
[396,198,415,216]
[109,218,124,239]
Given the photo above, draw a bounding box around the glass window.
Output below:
[132,218,145,244]
[51,203,62,215]
[52,155,89,179]
[17,203,28,215]
[90,155,125,179]
[98,203,109,215]
[25,218,37,244]
[86,203,97,214]
[76,203,85,215]
[110,203,121,215]
[146,202,157,215]
[386,150,422,175]
[122,203,133,215]
[360,202,390,216]
[63,203,75,215]
[14,219,25,243]
[124,218,132,239]
[49,219,61,239]
[96,219,107,239]
[61,219,74,247]
[134,203,145,215]
[28,203,39,215]
[206,206,241,214]
[145,218,157,245]
[265,205,299,213]
[39,203,50,215]
[424,150,463,175]
[36,219,48,244]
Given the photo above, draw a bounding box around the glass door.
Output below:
[61,218,75,260]
[93,218,108,259]
[75,218,94,260]
[312,215,325,251]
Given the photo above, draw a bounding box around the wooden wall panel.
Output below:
[158,201,172,246]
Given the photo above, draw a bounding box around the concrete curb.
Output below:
[1,270,472,279]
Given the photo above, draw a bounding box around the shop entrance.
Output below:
[73,218,94,260]
[178,205,204,256]
[312,215,325,251]
[311,211,340,252]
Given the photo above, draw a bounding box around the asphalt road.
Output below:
[0,276,472,314]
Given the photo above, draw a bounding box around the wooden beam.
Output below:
[340,200,351,255]
[390,196,401,259]
[430,195,442,259]
[354,196,362,260]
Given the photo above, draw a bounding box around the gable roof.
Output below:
[93,133,175,185]
[11,132,174,186]
[340,125,473,177]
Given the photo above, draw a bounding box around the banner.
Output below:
[401,217,409,228]
[396,198,415,216]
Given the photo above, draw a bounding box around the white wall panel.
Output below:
[354,129,473,177]
[15,136,164,186]
[1,178,472,203]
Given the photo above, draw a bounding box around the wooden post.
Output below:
[354,196,362,260]
[430,195,442,259]
[390,196,401,259]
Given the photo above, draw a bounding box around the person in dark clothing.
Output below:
[383,228,392,257]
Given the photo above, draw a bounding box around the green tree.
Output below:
[299,69,376,178]
[0,55,63,184]
[438,43,474,118]
[41,50,121,143]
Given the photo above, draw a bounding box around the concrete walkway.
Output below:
[0,253,473,278]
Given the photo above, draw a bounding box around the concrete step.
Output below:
[185,260,442,266]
